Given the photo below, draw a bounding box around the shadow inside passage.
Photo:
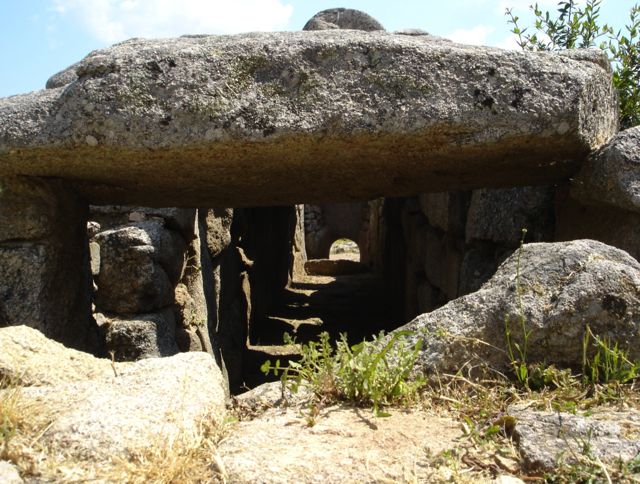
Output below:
[240,265,396,389]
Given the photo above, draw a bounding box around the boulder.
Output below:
[46,61,81,88]
[0,325,227,462]
[90,206,197,241]
[572,126,640,213]
[510,405,640,471]
[0,325,113,386]
[18,352,226,461]
[397,240,640,374]
[0,32,616,207]
[303,8,385,31]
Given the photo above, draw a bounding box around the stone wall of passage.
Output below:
[366,127,640,323]
[304,202,369,260]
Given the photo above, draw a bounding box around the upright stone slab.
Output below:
[0,177,95,351]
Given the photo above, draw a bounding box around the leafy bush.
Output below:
[506,0,640,128]
[261,330,425,416]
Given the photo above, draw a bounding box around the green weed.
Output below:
[505,228,532,387]
[261,330,425,416]
[582,325,640,384]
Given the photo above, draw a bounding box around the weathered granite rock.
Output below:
[0,461,22,484]
[99,309,179,361]
[0,325,113,386]
[572,126,640,213]
[0,325,228,461]
[18,352,226,460]
[291,204,307,278]
[94,221,186,313]
[46,61,81,88]
[458,245,512,296]
[201,208,233,259]
[397,240,640,374]
[0,177,96,351]
[173,216,215,355]
[233,381,312,418]
[466,186,556,245]
[303,8,385,31]
[510,405,640,471]
[90,206,196,240]
[0,32,616,207]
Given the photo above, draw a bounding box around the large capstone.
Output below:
[0,31,617,207]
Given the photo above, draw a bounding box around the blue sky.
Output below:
[0,0,635,98]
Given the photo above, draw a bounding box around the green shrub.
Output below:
[506,0,640,128]
[261,330,425,416]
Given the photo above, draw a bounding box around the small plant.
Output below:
[582,325,640,384]
[261,330,425,416]
[527,363,573,391]
[505,228,533,387]
[506,0,640,129]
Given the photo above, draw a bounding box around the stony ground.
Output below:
[221,403,463,483]
[3,325,640,483]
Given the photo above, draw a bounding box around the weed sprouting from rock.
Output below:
[582,325,640,384]
[261,330,425,416]
[505,228,532,387]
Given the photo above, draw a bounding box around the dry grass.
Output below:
[41,414,231,483]
[0,379,230,483]
[105,414,230,484]
[417,365,640,482]
[0,382,53,478]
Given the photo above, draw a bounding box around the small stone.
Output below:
[128,211,146,222]
[85,135,98,146]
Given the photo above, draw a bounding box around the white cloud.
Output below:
[497,0,586,15]
[52,0,294,44]
[495,33,521,50]
[446,25,495,46]
[497,0,566,13]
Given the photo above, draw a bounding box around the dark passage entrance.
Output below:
[242,257,392,389]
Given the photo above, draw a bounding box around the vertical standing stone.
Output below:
[0,177,96,351]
